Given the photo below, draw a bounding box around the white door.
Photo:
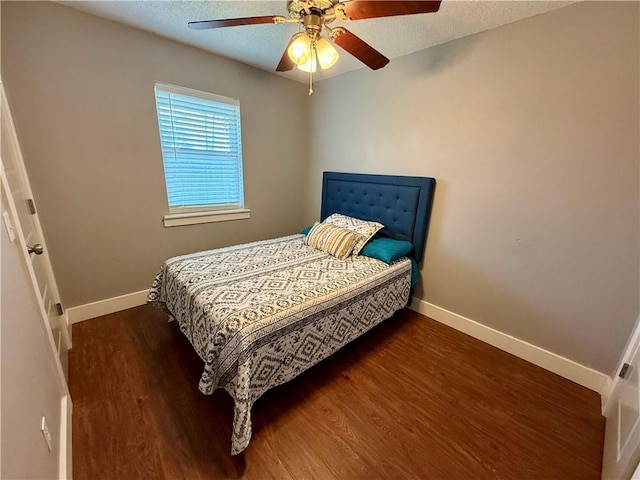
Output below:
[602,317,640,479]
[1,157,71,478]
[0,82,71,375]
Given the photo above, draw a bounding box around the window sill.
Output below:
[163,208,251,227]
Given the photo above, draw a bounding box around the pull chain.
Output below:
[308,44,317,96]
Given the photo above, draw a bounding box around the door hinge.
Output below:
[55,302,64,316]
[26,198,37,215]
[619,363,631,379]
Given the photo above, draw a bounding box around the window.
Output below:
[154,83,249,227]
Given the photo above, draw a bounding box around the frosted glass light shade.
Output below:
[297,49,317,72]
[315,37,339,69]
[287,33,312,66]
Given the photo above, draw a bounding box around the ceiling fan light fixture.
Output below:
[188,0,443,77]
[287,32,313,66]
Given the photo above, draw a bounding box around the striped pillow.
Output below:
[305,222,362,260]
[323,213,384,256]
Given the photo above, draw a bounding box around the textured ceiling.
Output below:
[56,1,575,83]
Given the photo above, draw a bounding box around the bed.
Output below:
[148,172,436,454]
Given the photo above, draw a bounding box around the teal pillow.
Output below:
[301,226,312,235]
[360,237,414,264]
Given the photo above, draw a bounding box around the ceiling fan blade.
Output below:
[340,1,441,20]
[188,16,280,30]
[331,27,389,70]
[276,35,297,72]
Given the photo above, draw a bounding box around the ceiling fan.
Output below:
[188,1,442,76]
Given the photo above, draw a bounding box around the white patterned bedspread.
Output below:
[148,234,411,454]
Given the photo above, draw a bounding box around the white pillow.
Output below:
[323,213,384,256]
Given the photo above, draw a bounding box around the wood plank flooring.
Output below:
[69,305,604,479]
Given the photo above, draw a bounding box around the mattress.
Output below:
[148,234,411,453]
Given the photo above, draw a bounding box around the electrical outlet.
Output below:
[41,416,53,452]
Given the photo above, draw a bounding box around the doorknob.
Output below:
[27,244,44,255]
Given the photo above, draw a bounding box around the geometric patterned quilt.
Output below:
[148,234,411,454]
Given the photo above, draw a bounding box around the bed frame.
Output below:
[321,172,436,264]
[150,171,437,455]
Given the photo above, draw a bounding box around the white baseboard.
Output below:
[410,298,610,396]
[67,289,150,324]
[59,394,72,480]
[600,377,614,415]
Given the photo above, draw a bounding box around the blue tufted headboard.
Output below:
[321,172,436,264]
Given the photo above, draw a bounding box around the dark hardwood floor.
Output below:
[69,305,604,479]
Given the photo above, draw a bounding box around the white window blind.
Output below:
[154,83,244,211]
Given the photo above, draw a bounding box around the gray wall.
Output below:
[305,1,640,374]
[1,1,310,307]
